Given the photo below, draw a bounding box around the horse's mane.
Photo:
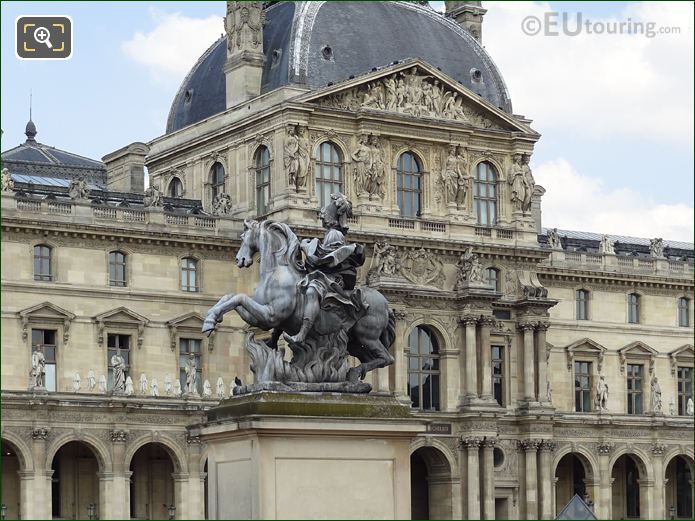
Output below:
[260,220,304,271]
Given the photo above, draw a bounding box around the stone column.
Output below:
[29,427,52,520]
[479,317,494,401]
[107,430,129,520]
[187,435,205,520]
[464,437,482,519]
[482,437,496,519]
[651,443,666,520]
[392,309,409,400]
[596,442,613,519]
[442,347,461,412]
[173,472,189,519]
[536,322,550,404]
[463,316,479,402]
[519,323,536,402]
[519,439,540,519]
[538,440,555,520]
[638,478,655,520]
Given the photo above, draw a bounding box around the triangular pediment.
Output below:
[167,312,205,329]
[94,307,149,326]
[670,344,694,360]
[566,338,606,355]
[618,341,658,357]
[19,302,75,321]
[300,59,534,134]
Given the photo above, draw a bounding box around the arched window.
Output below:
[209,162,225,200]
[628,293,640,324]
[407,326,440,411]
[33,244,52,281]
[168,177,183,198]
[576,289,589,320]
[181,257,198,292]
[397,152,422,218]
[315,141,343,208]
[485,267,499,291]
[109,251,127,287]
[474,162,497,226]
[255,146,271,215]
[678,297,690,327]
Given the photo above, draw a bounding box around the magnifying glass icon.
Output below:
[33,26,53,49]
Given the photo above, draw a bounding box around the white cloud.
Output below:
[483,1,694,145]
[535,158,693,241]
[122,8,222,84]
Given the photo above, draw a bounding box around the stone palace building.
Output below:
[1,1,692,519]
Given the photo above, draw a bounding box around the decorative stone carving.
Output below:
[185,354,199,395]
[687,397,694,416]
[548,228,563,250]
[186,434,202,445]
[216,377,225,399]
[87,370,96,392]
[367,241,401,283]
[455,246,486,290]
[441,144,470,208]
[31,428,49,440]
[284,124,310,191]
[482,437,497,448]
[546,380,553,403]
[125,376,134,396]
[212,193,233,215]
[669,400,676,415]
[68,176,89,200]
[539,440,556,452]
[30,346,47,389]
[139,373,148,394]
[111,430,128,443]
[401,248,445,288]
[517,439,540,451]
[651,376,662,413]
[509,154,526,213]
[173,379,182,397]
[651,442,666,455]
[111,350,127,393]
[203,379,212,398]
[151,377,159,397]
[72,372,81,393]
[595,375,609,411]
[649,237,664,258]
[599,234,615,254]
[1,168,14,192]
[164,374,173,396]
[462,437,483,449]
[143,184,162,208]
[521,154,534,212]
[225,1,265,53]
[98,374,107,393]
[352,134,386,199]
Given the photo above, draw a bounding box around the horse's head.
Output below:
[236,219,259,268]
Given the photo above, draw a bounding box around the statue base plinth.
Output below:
[232,380,372,396]
[200,391,424,520]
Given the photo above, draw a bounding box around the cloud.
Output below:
[534,158,693,241]
[483,1,694,145]
[122,8,222,85]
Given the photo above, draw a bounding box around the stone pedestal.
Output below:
[199,392,424,520]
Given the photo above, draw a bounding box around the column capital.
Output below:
[596,441,613,455]
[110,430,128,443]
[539,439,556,452]
[535,321,550,331]
[392,309,408,321]
[460,315,479,327]
[461,436,483,449]
[187,434,202,445]
[651,442,667,456]
[517,439,541,452]
[478,316,497,327]
[482,437,497,448]
[517,321,536,331]
[31,427,49,440]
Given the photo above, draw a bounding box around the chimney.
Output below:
[102,142,149,193]
[445,1,487,43]
[224,1,266,108]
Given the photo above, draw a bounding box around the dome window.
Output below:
[184,89,194,104]
[321,45,333,61]
[271,48,282,67]
[470,68,483,83]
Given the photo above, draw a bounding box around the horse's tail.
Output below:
[380,308,396,350]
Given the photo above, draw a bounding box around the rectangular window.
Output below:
[33,245,52,281]
[574,361,592,412]
[678,298,690,327]
[31,329,56,392]
[677,366,693,415]
[107,334,130,390]
[626,363,643,414]
[576,289,589,320]
[179,338,202,394]
[628,294,640,324]
[109,252,127,287]
[492,345,504,406]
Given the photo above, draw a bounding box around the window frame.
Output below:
[31,328,57,392]
[396,152,423,218]
[168,177,184,198]
[626,363,644,415]
[179,337,203,394]
[574,360,593,412]
[314,141,343,209]
[678,297,690,327]
[108,251,128,287]
[474,161,498,226]
[677,366,693,415]
[180,257,199,293]
[406,326,441,412]
[254,146,271,216]
[491,344,505,406]
[627,293,641,324]
[576,289,590,321]
[209,162,226,201]
[107,333,131,391]
[33,244,53,282]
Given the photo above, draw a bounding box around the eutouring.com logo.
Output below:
[521,12,681,38]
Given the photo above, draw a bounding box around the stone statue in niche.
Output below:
[442,144,469,208]
[504,269,518,297]
[548,228,563,250]
[521,154,535,212]
[216,377,226,398]
[455,246,485,290]
[509,154,526,213]
[225,1,264,53]
[30,346,46,389]
[203,193,395,393]
[87,370,96,392]
[68,176,89,200]
[111,350,126,393]
[651,376,662,413]
[546,381,552,403]
[351,134,371,196]
[151,377,159,397]
[1,168,14,192]
[367,135,386,199]
[98,375,107,393]
[650,238,664,258]
[212,193,233,215]
[599,234,615,254]
[595,375,609,411]
[203,379,212,398]
[284,125,310,191]
[185,354,199,395]
[125,376,134,396]
[143,184,162,208]
[139,373,148,394]
[72,372,81,393]
[164,374,172,396]
[687,397,694,416]
[173,379,182,397]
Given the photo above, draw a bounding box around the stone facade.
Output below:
[1,2,693,520]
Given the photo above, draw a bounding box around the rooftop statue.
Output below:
[203,193,395,393]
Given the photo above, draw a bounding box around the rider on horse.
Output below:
[285,193,367,344]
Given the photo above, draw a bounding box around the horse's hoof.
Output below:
[202,319,216,337]
[347,367,360,383]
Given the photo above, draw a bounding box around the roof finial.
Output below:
[25,91,37,143]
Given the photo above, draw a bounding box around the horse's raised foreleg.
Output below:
[203,294,238,335]
[347,339,395,382]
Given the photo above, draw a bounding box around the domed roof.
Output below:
[166,1,512,134]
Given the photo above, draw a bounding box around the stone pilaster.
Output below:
[536,322,550,404]
[479,317,494,401]
[482,437,496,519]
[518,439,540,519]
[186,434,205,520]
[651,442,666,520]
[462,316,479,403]
[392,309,409,401]
[518,323,536,402]
[107,430,129,520]
[596,442,613,519]
[463,437,482,519]
[538,440,555,520]
[29,427,52,520]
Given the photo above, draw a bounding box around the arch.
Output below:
[45,433,111,472]
[167,176,184,198]
[409,438,458,477]
[1,434,32,471]
[314,140,345,208]
[208,161,226,201]
[129,441,180,520]
[552,446,599,481]
[472,160,499,226]
[311,137,349,164]
[395,150,425,218]
[610,449,653,519]
[664,450,695,477]
[469,156,506,182]
[410,443,456,520]
[664,453,694,519]
[124,434,187,474]
[405,320,450,354]
[608,447,652,481]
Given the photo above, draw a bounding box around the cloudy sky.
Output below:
[1,1,693,241]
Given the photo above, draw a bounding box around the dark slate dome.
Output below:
[166,1,512,133]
